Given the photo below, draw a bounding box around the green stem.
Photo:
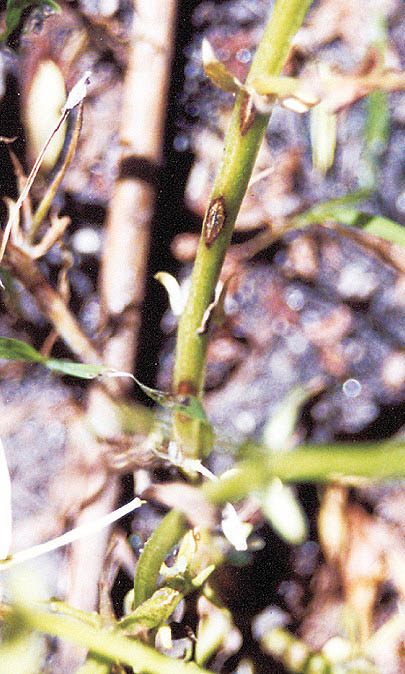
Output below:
[75,654,112,674]
[20,606,211,674]
[47,599,102,628]
[172,0,314,456]
[203,441,405,504]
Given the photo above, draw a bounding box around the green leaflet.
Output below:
[0,337,45,363]
[119,587,183,633]
[44,359,105,379]
[292,191,368,228]
[0,337,101,376]
[11,602,212,674]
[361,89,389,189]
[133,510,188,609]
[202,38,241,94]
[1,0,60,40]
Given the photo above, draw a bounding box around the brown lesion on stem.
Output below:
[240,92,257,136]
[204,196,227,248]
[176,380,198,397]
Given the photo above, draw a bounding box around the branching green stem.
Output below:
[172,0,314,457]
[20,606,211,674]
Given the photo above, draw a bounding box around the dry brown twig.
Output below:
[99,0,178,387]
[0,71,91,266]
[64,0,179,641]
[4,240,102,367]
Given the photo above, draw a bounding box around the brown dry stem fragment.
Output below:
[29,213,71,259]
[41,247,74,358]
[204,196,227,248]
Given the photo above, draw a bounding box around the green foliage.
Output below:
[0,615,44,674]
[203,440,405,506]
[0,336,102,377]
[1,0,60,40]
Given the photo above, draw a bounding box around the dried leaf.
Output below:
[61,70,92,114]
[0,71,91,264]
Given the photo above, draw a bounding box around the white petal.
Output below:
[221,503,251,551]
